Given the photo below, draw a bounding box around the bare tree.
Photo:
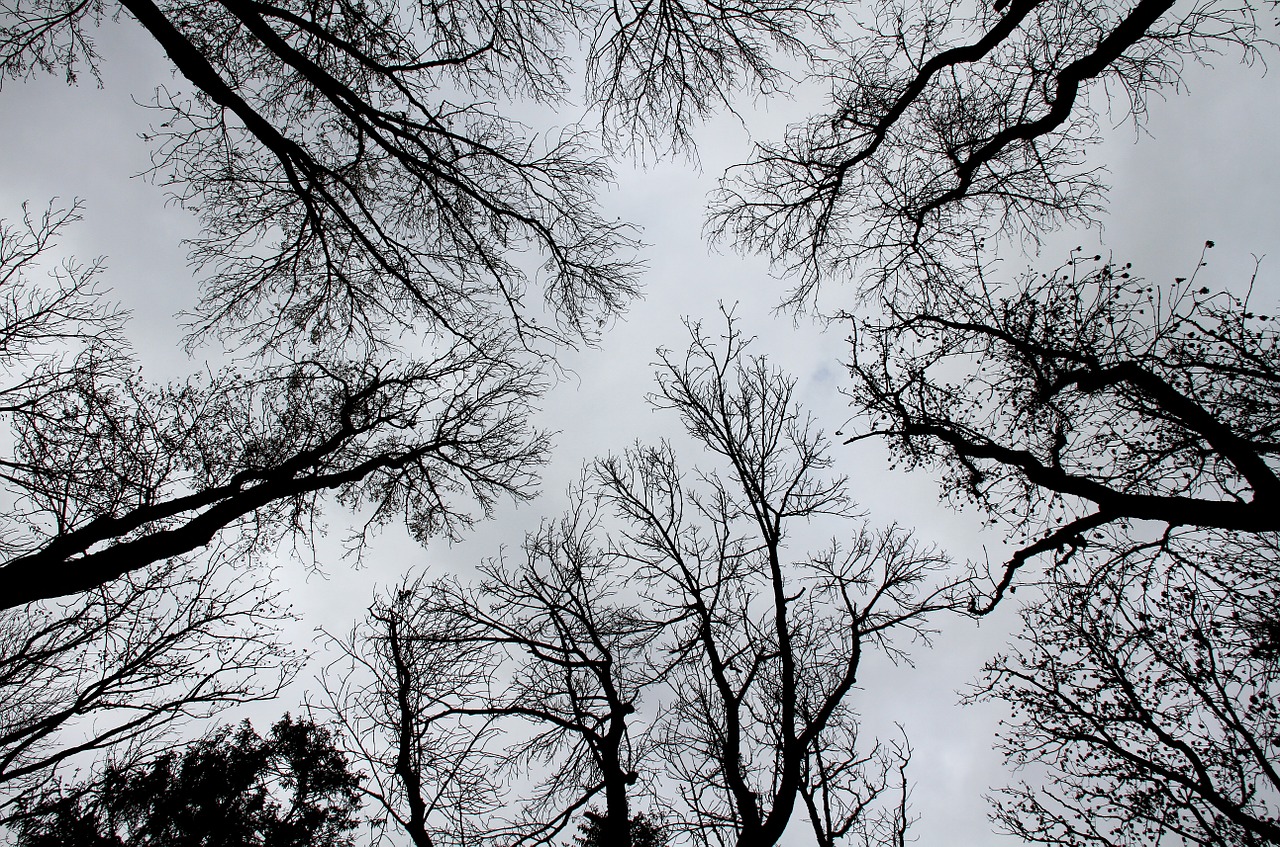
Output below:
[0,201,551,607]
[2,346,549,608]
[593,312,958,847]
[970,533,1280,847]
[800,727,913,847]
[841,247,1280,611]
[320,577,505,847]
[319,312,952,847]
[1,0,844,355]
[0,202,297,826]
[0,553,297,824]
[320,497,663,847]
[836,242,1280,843]
[0,201,127,414]
[0,72,566,847]
[0,199,552,836]
[711,0,1274,299]
[5,0,634,354]
[585,0,835,156]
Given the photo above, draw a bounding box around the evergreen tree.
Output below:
[15,716,362,847]
[575,811,669,847]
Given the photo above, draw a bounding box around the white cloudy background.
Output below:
[1,10,1277,845]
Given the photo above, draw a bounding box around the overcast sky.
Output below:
[1,10,1277,845]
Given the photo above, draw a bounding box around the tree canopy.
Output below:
[971,536,1280,847]
[12,715,363,847]
[0,0,1276,842]
[712,0,1273,299]
[843,248,1280,609]
[318,314,955,847]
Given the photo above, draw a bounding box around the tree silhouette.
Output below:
[842,247,1280,610]
[575,810,669,847]
[5,0,1275,840]
[970,534,1280,847]
[0,201,550,608]
[839,244,1280,843]
[321,312,960,847]
[1,0,837,354]
[0,199,553,831]
[711,0,1273,298]
[13,715,363,847]
[0,556,296,824]
[0,0,848,828]
[593,312,958,847]
[320,496,663,847]
[0,0,852,608]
